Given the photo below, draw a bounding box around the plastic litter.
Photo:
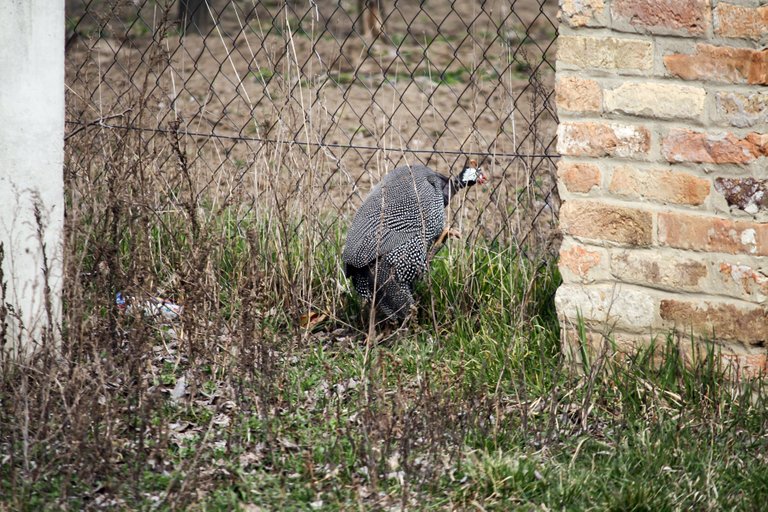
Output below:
[116,292,183,321]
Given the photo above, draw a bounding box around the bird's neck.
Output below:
[450,175,468,193]
[443,176,466,205]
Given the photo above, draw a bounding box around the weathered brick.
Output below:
[561,200,653,246]
[556,284,656,332]
[747,133,768,151]
[664,44,768,85]
[556,76,602,113]
[565,327,768,379]
[658,211,768,256]
[558,35,653,71]
[715,91,768,128]
[558,122,651,159]
[717,262,768,303]
[660,299,768,345]
[715,177,768,215]
[719,353,768,380]
[560,0,607,28]
[609,166,710,206]
[555,3,768,360]
[662,129,768,164]
[612,0,710,36]
[715,3,768,42]
[561,328,648,363]
[603,82,705,121]
[559,242,604,283]
[610,250,707,291]
[557,161,601,193]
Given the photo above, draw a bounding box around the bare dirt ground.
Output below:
[65,0,559,247]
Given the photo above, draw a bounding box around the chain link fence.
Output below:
[64,0,560,307]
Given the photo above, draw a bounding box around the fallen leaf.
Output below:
[299,311,327,329]
[170,376,187,402]
[212,414,231,427]
[278,437,300,451]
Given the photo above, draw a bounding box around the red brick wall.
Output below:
[555,0,768,379]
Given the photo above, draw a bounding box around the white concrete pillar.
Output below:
[0,1,65,351]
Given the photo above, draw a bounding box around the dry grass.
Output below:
[2,1,767,510]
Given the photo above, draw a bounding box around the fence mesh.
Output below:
[64,0,560,303]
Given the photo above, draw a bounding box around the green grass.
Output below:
[327,66,509,88]
[250,67,275,83]
[3,206,767,510]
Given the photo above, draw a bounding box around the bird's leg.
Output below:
[435,227,461,247]
[428,228,461,263]
[374,305,414,345]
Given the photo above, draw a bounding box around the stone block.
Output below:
[603,82,705,121]
[714,3,768,42]
[559,241,606,283]
[612,0,710,36]
[556,283,656,333]
[556,76,602,113]
[560,0,608,28]
[715,91,768,128]
[609,166,710,206]
[714,177,768,215]
[610,250,708,291]
[662,129,767,164]
[558,35,653,71]
[557,161,601,193]
[660,299,768,345]
[560,200,653,246]
[664,44,768,85]
[658,211,768,256]
[558,122,651,159]
[716,261,768,304]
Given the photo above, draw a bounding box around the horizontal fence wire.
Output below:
[64,0,561,259]
[65,119,558,159]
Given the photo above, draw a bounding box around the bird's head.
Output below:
[459,159,487,187]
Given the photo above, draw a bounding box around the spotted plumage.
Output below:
[343,162,486,319]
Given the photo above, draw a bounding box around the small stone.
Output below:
[714,177,768,214]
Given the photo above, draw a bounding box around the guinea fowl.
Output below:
[342,160,486,320]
